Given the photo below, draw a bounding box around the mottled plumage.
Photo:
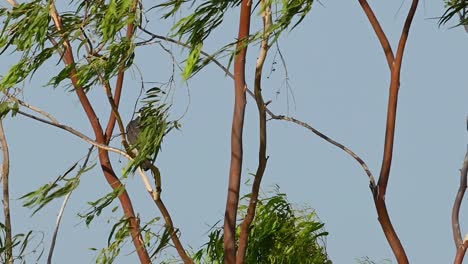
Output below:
[126,118,152,171]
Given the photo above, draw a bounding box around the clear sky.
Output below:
[1,1,467,263]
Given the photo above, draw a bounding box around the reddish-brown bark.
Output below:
[236,3,270,263]
[358,1,419,263]
[224,0,252,263]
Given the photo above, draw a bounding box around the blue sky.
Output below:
[1,1,468,263]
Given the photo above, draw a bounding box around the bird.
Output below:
[126,116,152,171]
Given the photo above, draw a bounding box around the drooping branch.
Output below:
[224,1,252,263]
[270,115,376,187]
[137,30,376,188]
[236,3,271,263]
[0,120,12,264]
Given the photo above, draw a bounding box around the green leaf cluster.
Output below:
[95,217,131,264]
[20,161,95,215]
[193,187,331,264]
[158,0,314,79]
[0,0,138,92]
[0,225,37,264]
[78,186,125,226]
[440,0,468,28]
[0,100,19,119]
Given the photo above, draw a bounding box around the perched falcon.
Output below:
[126,117,152,171]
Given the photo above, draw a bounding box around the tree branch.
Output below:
[237,3,271,263]
[14,108,154,193]
[270,115,376,188]
[454,236,468,264]
[358,1,419,263]
[358,0,395,69]
[224,1,252,263]
[48,2,151,262]
[14,99,191,263]
[452,120,468,247]
[152,197,193,264]
[377,0,418,198]
[0,120,12,264]
[138,30,376,187]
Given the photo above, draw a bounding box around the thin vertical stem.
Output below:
[0,121,12,264]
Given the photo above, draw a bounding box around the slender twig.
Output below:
[0,121,12,264]
[5,93,59,123]
[224,1,252,263]
[270,115,376,188]
[47,146,94,264]
[237,3,271,263]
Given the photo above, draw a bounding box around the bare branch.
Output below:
[0,120,12,264]
[454,236,468,264]
[358,1,419,263]
[224,1,252,262]
[358,0,395,69]
[270,115,376,188]
[377,0,419,197]
[452,120,468,247]
[5,93,59,123]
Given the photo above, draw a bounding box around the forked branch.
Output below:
[358,1,419,264]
